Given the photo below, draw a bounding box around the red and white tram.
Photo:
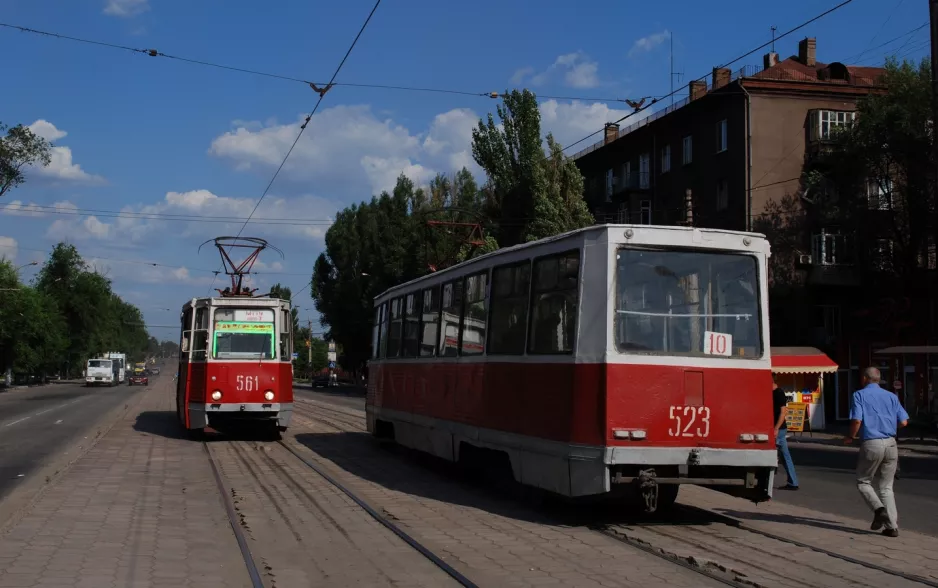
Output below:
[176,295,294,438]
[367,224,777,509]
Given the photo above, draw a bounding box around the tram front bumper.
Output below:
[190,402,294,429]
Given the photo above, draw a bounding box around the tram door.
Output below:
[177,306,194,426]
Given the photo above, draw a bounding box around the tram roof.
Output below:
[375,223,769,302]
[180,295,291,310]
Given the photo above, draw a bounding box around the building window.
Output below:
[717,119,728,152]
[716,178,729,211]
[871,239,894,272]
[529,251,580,354]
[401,292,422,358]
[387,297,403,358]
[683,135,693,164]
[621,162,631,189]
[419,287,440,357]
[439,280,463,357]
[488,262,531,355]
[640,200,652,225]
[661,145,671,174]
[638,153,650,189]
[811,231,853,266]
[461,272,487,356]
[815,305,842,341]
[810,110,856,141]
[867,177,893,210]
[605,168,614,202]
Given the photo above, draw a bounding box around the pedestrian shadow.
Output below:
[788,445,938,481]
[291,431,748,529]
[711,508,871,536]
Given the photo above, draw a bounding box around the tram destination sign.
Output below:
[235,309,274,322]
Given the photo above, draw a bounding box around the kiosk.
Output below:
[771,347,839,432]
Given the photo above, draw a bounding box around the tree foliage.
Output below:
[312,89,594,372]
[0,243,153,378]
[0,122,52,198]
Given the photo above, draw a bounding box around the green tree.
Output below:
[0,122,52,198]
[0,259,67,379]
[471,89,593,246]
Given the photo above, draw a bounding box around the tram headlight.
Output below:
[264,390,275,401]
[211,390,222,401]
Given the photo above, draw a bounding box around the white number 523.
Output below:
[668,406,711,437]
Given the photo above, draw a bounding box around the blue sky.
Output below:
[0,0,930,342]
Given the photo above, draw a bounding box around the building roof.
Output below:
[749,56,884,87]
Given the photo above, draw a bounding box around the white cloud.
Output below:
[103,0,149,17]
[26,121,106,185]
[514,52,601,89]
[28,120,67,142]
[539,99,648,151]
[209,104,487,197]
[0,236,17,262]
[629,30,670,57]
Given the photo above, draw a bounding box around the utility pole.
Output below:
[307,317,313,378]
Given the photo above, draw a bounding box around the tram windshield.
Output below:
[212,308,275,360]
[614,248,762,358]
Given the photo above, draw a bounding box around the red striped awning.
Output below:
[771,347,839,374]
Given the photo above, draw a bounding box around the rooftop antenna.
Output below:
[198,236,284,297]
[669,32,684,107]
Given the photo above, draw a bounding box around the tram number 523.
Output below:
[668,406,711,437]
[236,375,260,392]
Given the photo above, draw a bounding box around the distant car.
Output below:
[311,375,330,388]
[129,374,149,386]
[150,367,160,375]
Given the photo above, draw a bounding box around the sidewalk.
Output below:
[680,484,938,582]
[787,430,938,456]
[0,380,251,588]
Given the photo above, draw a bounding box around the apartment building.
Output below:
[572,39,938,424]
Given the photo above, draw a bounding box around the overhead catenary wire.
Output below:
[0,21,641,104]
[208,0,383,296]
[562,0,859,154]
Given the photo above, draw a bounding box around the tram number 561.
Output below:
[668,406,711,437]
[236,375,260,392]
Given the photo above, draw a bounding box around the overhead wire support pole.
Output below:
[206,0,383,295]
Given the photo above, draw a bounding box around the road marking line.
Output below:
[54,419,62,425]
[1,397,86,428]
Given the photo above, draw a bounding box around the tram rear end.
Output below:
[177,298,294,438]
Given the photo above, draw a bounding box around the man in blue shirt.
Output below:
[845,367,909,537]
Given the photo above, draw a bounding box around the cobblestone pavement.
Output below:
[0,380,252,588]
[679,484,938,585]
[207,440,458,587]
[289,400,725,588]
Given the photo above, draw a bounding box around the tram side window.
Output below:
[528,251,580,354]
[280,309,292,361]
[192,307,209,360]
[440,280,463,357]
[419,286,441,357]
[461,272,488,356]
[402,293,422,358]
[180,308,193,355]
[387,298,403,358]
[488,262,531,355]
[372,306,382,359]
[378,302,389,358]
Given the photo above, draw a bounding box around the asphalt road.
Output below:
[0,379,146,500]
[298,386,938,537]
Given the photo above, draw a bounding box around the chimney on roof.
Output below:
[712,67,731,89]
[604,123,619,145]
[763,52,780,69]
[798,37,816,67]
[689,80,707,100]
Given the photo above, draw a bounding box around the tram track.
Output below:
[294,395,938,588]
[203,433,477,588]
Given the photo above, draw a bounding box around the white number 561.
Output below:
[668,406,711,437]
[236,375,259,392]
